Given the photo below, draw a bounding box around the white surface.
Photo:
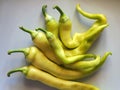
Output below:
[0,0,120,90]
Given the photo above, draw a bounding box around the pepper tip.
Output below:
[19,26,24,30]
[8,50,12,55]
[7,72,11,77]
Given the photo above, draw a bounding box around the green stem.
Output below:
[42,5,47,17]
[36,28,54,41]
[8,48,29,56]
[42,5,54,22]
[7,66,28,77]
[53,5,69,23]
[53,5,64,16]
[19,26,37,39]
[19,26,32,35]
[36,28,47,34]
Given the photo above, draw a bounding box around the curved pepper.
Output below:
[36,28,112,71]
[76,4,107,26]
[7,65,100,90]
[64,52,112,71]
[42,5,59,38]
[52,4,108,56]
[53,5,79,49]
[36,28,96,64]
[19,26,62,65]
[66,4,109,55]
[8,46,85,80]
[65,24,108,56]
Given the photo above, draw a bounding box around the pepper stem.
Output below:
[42,5,47,17]
[36,28,54,41]
[7,66,28,77]
[19,26,32,35]
[36,28,47,34]
[19,26,37,39]
[8,48,29,56]
[53,5,64,16]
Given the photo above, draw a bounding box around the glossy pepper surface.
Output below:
[8,46,88,80]
[36,28,96,64]
[42,5,59,38]
[54,5,79,49]
[19,26,62,65]
[7,65,100,90]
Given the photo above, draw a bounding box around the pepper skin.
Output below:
[8,46,112,79]
[64,52,112,71]
[65,4,109,56]
[42,5,59,39]
[53,5,79,49]
[7,65,100,90]
[19,26,62,65]
[36,28,96,64]
[52,4,108,56]
[8,46,85,80]
[65,24,108,56]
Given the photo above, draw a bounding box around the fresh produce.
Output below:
[54,5,80,49]
[8,46,87,80]
[7,3,112,90]
[36,28,96,64]
[7,65,99,90]
[42,5,59,39]
[19,26,62,65]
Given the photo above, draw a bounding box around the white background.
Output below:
[0,0,120,90]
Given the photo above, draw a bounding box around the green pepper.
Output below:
[7,65,99,90]
[53,5,79,49]
[8,46,87,80]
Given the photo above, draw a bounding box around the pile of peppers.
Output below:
[7,4,112,90]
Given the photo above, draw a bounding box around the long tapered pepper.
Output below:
[64,52,112,70]
[36,28,97,64]
[65,24,108,56]
[8,46,112,79]
[19,26,62,65]
[53,5,79,49]
[42,5,59,38]
[74,3,108,41]
[7,65,99,90]
[8,46,86,80]
[19,26,85,65]
[42,5,64,48]
[7,3,112,90]
[76,4,107,26]
[50,4,108,56]
[65,4,109,55]
[36,28,111,70]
